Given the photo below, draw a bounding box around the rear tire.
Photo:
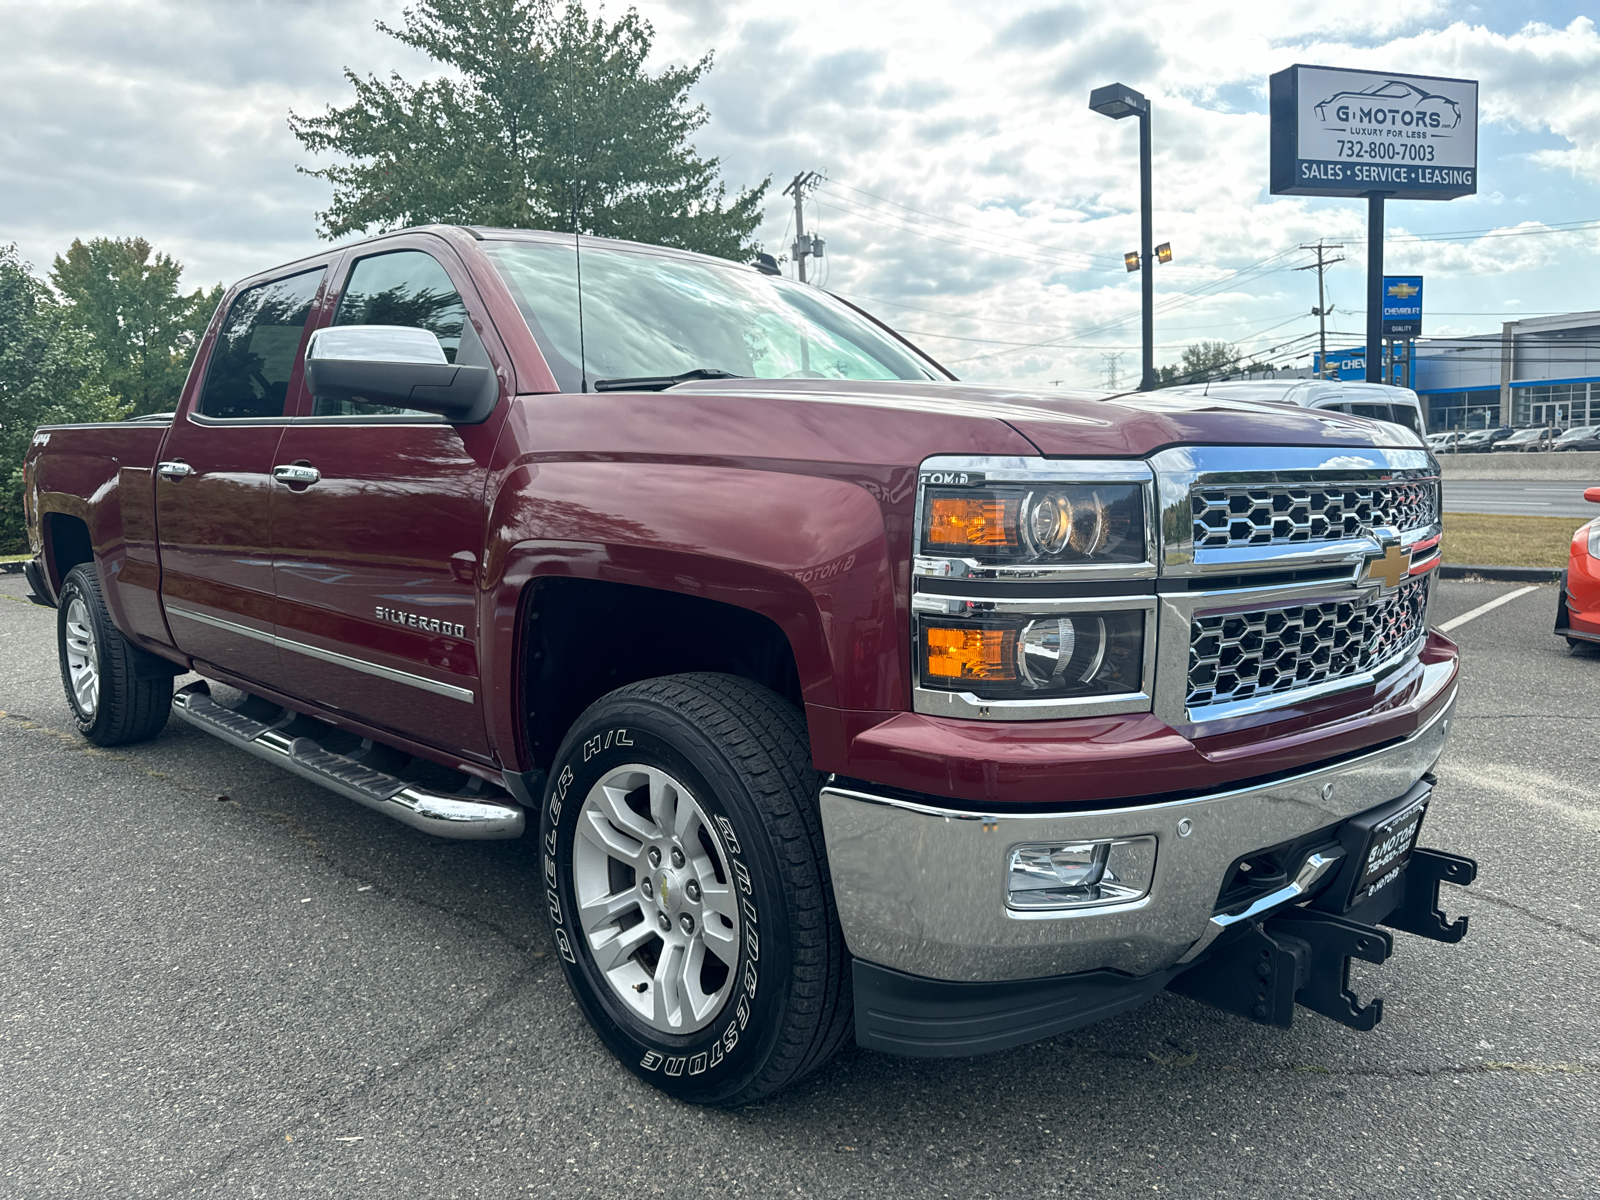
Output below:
[540,673,852,1106]
[56,564,174,746]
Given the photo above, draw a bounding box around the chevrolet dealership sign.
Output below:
[1271,65,1478,199]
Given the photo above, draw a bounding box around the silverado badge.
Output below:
[374,605,467,638]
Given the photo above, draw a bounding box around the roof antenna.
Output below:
[568,40,588,393]
[574,224,588,393]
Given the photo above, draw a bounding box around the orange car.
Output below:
[1556,486,1600,649]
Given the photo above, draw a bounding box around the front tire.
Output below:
[540,673,852,1106]
[56,564,174,746]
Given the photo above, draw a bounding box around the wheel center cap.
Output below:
[657,866,691,916]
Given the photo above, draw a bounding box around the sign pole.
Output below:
[1366,194,1386,384]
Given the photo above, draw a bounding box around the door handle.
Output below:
[156,460,194,481]
[273,463,322,487]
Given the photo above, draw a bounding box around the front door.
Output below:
[269,244,507,760]
[156,266,327,684]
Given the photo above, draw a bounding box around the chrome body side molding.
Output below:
[166,604,475,703]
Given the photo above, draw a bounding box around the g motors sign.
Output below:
[1271,65,1478,199]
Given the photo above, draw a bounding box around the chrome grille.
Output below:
[1191,479,1439,550]
[1187,577,1429,711]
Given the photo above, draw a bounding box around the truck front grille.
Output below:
[1191,480,1439,550]
[1187,576,1429,711]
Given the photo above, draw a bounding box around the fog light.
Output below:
[1006,836,1157,910]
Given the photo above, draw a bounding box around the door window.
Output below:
[1349,403,1394,423]
[318,250,489,418]
[197,269,324,419]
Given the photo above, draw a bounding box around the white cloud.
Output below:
[1,0,1597,386]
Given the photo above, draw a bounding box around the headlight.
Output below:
[1587,519,1600,559]
[922,483,1146,566]
[919,609,1146,701]
[913,457,1157,720]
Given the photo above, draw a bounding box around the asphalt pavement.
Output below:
[1442,479,1599,518]
[3,579,1598,1199]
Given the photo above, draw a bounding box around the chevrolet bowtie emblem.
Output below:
[1362,538,1410,592]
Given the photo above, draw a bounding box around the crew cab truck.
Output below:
[22,225,1475,1106]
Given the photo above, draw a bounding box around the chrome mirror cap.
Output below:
[306,324,447,365]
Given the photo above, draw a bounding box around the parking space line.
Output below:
[1437,585,1542,633]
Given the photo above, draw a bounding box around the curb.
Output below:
[1439,563,1562,583]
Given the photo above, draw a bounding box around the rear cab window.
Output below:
[196,269,325,419]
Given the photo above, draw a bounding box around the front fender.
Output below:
[480,459,904,764]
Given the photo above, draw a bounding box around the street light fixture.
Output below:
[1089,82,1154,391]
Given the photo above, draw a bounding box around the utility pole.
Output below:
[1101,352,1123,391]
[783,171,823,283]
[1295,240,1344,379]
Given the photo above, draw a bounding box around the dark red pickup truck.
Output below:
[23,225,1473,1105]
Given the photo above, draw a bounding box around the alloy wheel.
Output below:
[571,763,741,1034]
[63,594,99,718]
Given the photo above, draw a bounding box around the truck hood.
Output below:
[674,377,1424,457]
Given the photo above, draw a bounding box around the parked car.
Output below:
[1555,487,1600,650]
[1452,428,1510,454]
[1493,427,1563,452]
[1553,426,1600,452]
[1428,431,1466,453]
[1161,379,1427,435]
[21,224,1474,1106]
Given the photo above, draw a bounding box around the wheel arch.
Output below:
[40,510,93,599]
[514,576,806,772]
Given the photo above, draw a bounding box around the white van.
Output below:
[1158,379,1427,436]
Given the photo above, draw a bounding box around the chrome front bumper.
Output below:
[819,673,1456,984]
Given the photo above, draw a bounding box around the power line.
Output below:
[945,248,1306,364]
[811,197,1112,274]
[820,181,1128,265]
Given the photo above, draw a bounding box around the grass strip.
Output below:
[1442,512,1589,568]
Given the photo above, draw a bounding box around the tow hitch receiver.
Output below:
[1170,847,1477,1032]
[1170,909,1392,1031]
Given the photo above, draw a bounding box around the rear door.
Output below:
[268,241,510,760]
[156,266,327,684]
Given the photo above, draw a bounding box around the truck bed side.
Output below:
[25,419,180,660]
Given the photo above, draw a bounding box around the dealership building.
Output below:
[1413,310,1600,430]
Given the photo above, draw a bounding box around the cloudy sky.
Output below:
[4,0,1599,388]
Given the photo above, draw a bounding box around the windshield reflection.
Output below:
[483,237,943,393]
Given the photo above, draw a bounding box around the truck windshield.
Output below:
[483,238,944,393]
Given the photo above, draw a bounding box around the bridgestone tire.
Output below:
[56,564,173,746]
[540,673,852,1106]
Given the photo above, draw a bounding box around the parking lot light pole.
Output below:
[1089,82,1154,390]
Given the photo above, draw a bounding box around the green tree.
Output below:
[1156,340,1245,387]
[0,245,125,553]
[49,236,221,417]
[289,0,767,260]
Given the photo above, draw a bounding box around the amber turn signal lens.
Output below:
[924,626,1017,682]
[926,497,1019,549]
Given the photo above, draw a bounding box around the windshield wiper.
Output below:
[592,368,745,392]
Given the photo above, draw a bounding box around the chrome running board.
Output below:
[171,683,524,840]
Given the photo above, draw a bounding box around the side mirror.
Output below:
[303,325,497,422]
[1585,487,1600,504]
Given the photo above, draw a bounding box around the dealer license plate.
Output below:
[1348,795,1429,909]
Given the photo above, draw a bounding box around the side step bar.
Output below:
[171,683,524,840]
